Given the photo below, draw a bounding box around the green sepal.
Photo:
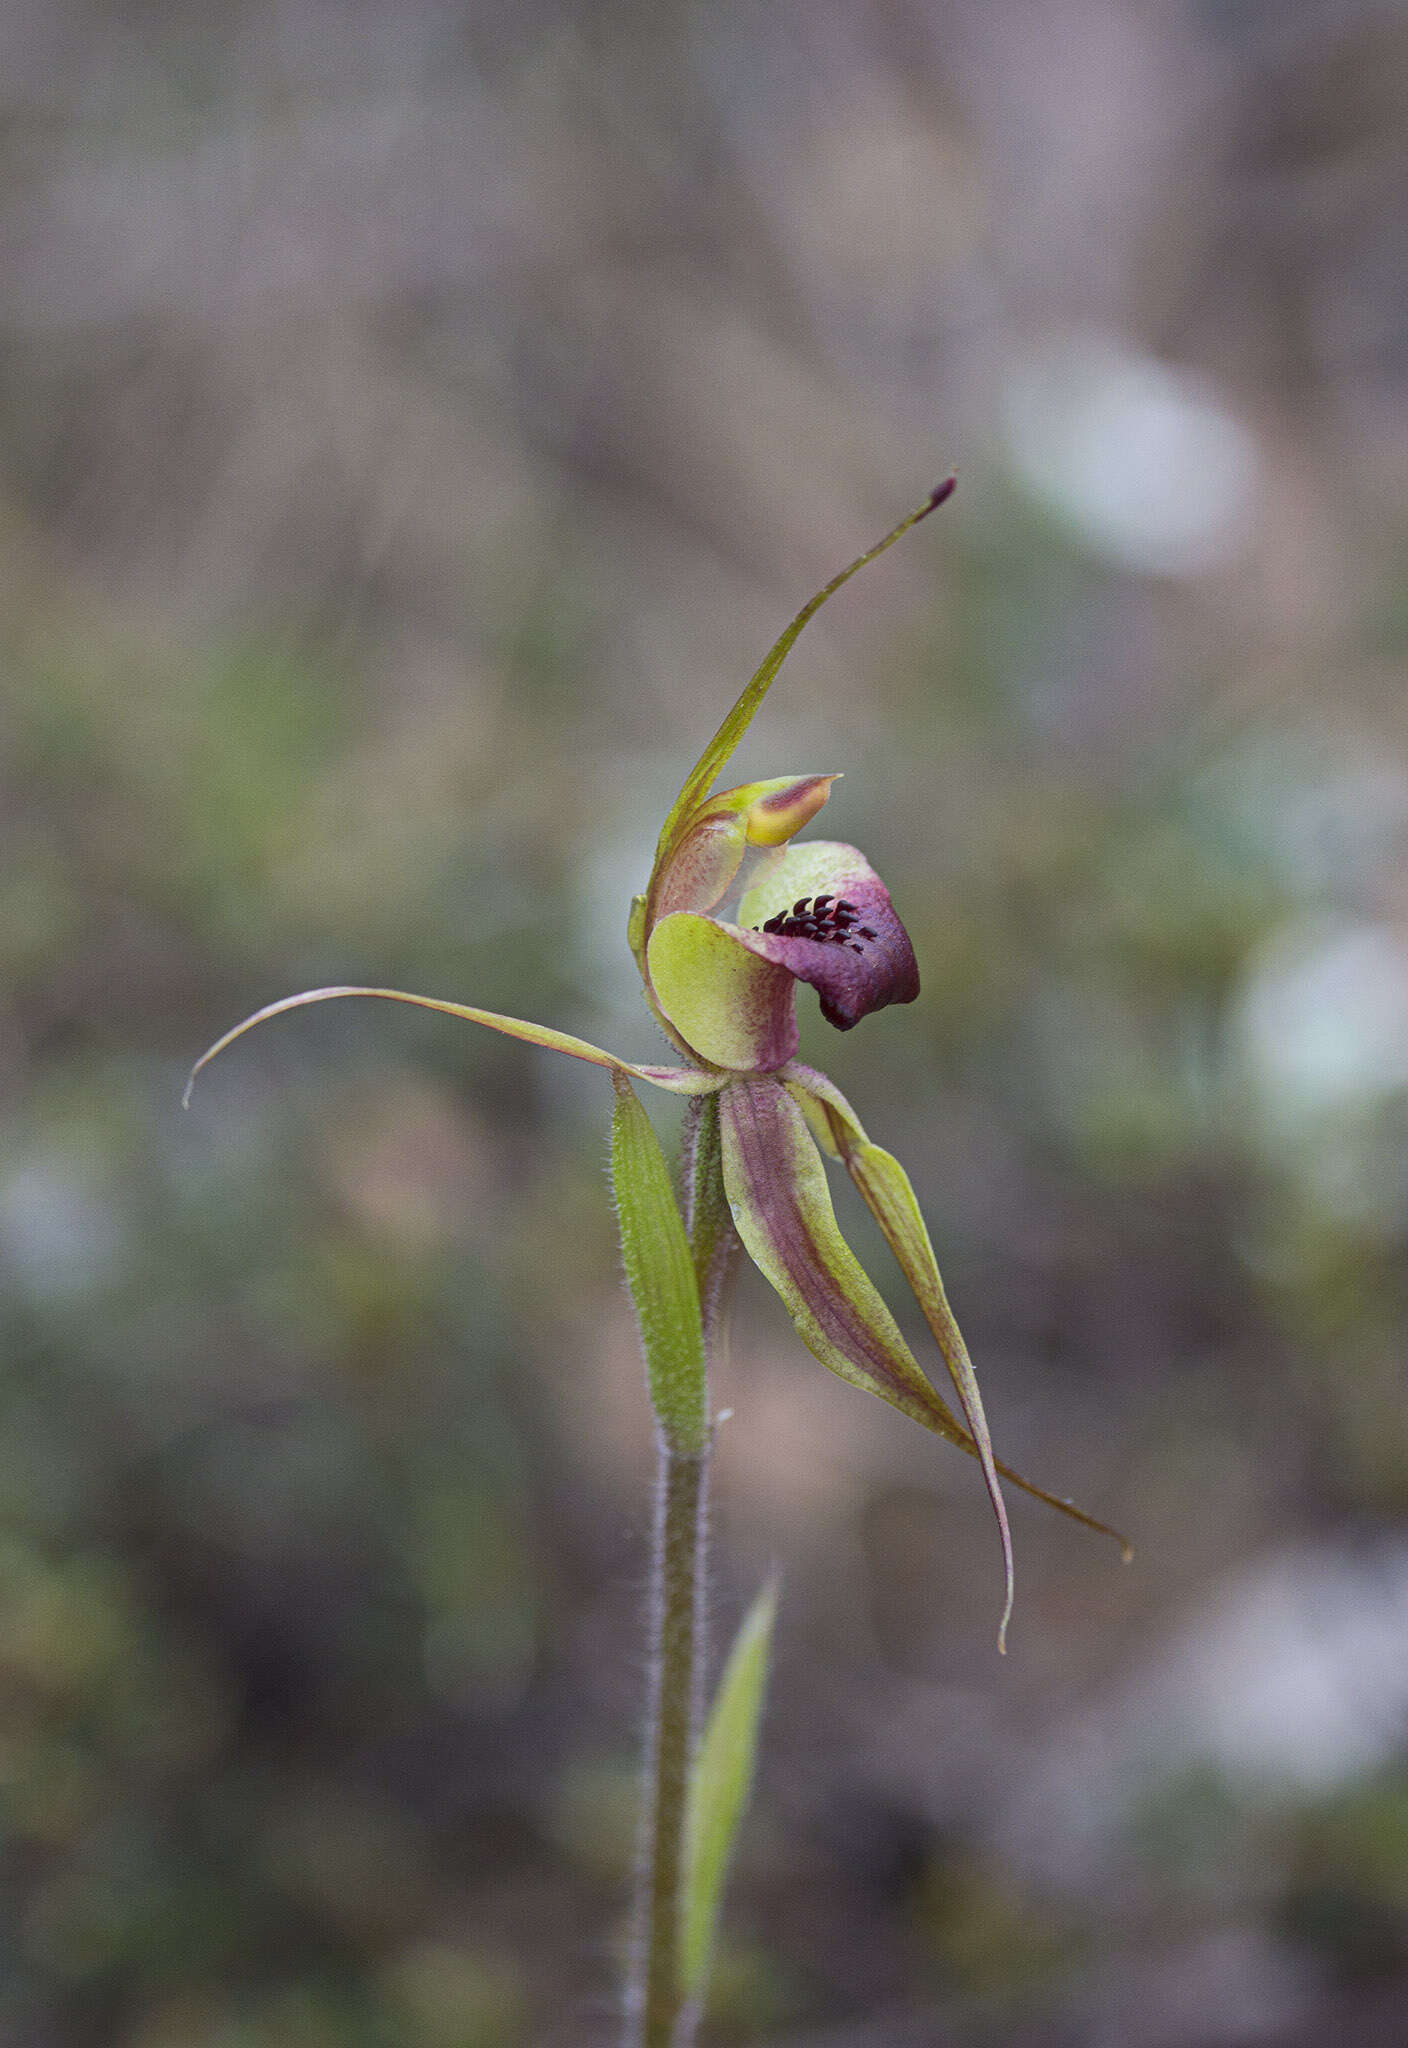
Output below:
[183,985,727,1107]
[649,484,955,894]
[610,1072,709,1455]
[680,1575,779,2004]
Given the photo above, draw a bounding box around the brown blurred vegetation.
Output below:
[2,2,1407,2042]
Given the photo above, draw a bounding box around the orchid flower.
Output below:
[187,481,1126,1651]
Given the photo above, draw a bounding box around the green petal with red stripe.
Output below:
[717,1074,976,1454]
[785,1060,1132,1609]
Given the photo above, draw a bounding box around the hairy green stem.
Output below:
[635,1439,709,2048]
[628,1096,733,2048]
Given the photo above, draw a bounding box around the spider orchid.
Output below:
[187,481,1125,1648]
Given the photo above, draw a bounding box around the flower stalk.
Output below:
[636,1434,710,2048]
[619,1090,737,2046]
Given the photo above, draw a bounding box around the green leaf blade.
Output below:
[610,1073,709,1453]
[681,1575,779,2004]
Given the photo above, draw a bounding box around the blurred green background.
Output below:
[3,3,1408,2042]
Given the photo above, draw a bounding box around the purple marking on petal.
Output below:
[730,872,919,1031]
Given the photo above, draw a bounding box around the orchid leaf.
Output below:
[652,482,955,882]
[183,986,727,1107]
[611,1074,708,1455]
[717,1075,977,1452]
[680,1575,778,2004]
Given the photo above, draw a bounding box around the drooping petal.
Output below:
[717,1073,982,1453]
[786,1059,1133,1570]
[183,986,726,1107]
[736,840,919,1031]
[647,915,799,1072]
[780,1063,1012,1645]
[651,482,954,887]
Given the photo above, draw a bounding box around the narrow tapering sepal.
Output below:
[183,985,727,1108]
[650,484,955,891]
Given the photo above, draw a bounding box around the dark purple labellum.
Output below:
[742,871,920,1032]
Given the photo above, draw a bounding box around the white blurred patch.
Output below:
[1236,917,1408,1126]
[1004,1540,1408,1886]
[1001,330,1258,577]
[1196,731,1408,906]
[1137,1544,1408,1790]
[0,1154,127,1301]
